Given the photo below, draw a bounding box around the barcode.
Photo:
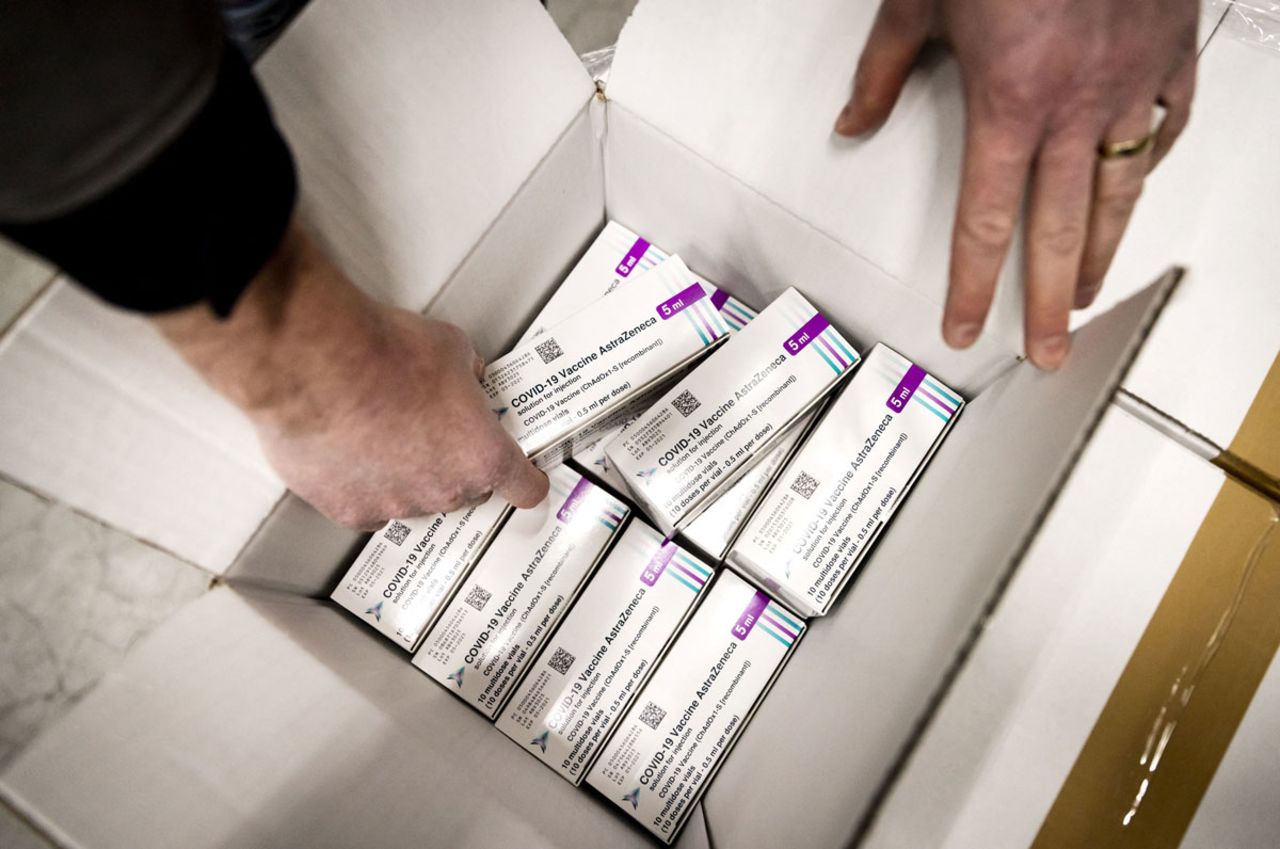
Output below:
[535,337,564,365]
[547,646,575,675]
[672,390,701,417]
[464,585,492,612]
[790,471,820,500]
[383,520,411,546]
[638,701,667,731]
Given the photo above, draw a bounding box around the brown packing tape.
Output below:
[1032,354,1280,847]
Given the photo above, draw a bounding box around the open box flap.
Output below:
[696,269,1180,849]
[607,0,1023,354]
[257,0,595,313]
[607,0,1228,363]
[0,586,706,849]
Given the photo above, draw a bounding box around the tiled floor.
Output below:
[0,480,211,770]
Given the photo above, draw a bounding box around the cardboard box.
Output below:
[586,569,805,843]
[413,466,628,718]
[330,499,510,650]
[496,521,711,784]
[606,287,858,535]
[482,255,728,467]
[1,4,1271,849]
[730,343,963,617]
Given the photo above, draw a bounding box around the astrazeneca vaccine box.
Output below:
[482,256,729,468]
[519,220,669,343]
[330,499,510,651]
[586,569,805,843]
[605,287,859,535]
[495,521,712,784]
[413,466,629,719]
[678,408,816,562]
[731,343,964,617]
[569,288,763,495]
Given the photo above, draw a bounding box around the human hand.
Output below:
[154,222,548,529]
[835,0,1198,368]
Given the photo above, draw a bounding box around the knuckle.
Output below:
[957,208,1017,254]
[1096,177,1144,210]
[1033,221,1086,257]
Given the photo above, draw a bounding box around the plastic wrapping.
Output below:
[1211,1,1280,51]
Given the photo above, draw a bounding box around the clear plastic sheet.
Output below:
[1210,1,1280,52]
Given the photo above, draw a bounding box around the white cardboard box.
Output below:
[495,520,711,785]
[1,3,1274,849]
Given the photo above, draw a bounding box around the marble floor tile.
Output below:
[0,479,211,771]
[547,0,639,55]
[0,238,55,333]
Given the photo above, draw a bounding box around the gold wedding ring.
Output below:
[1098,133,1155,159]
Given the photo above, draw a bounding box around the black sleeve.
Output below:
[1,44,297,317]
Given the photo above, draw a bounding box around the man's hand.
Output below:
[153,221,548,529]
[835,0,1198,369]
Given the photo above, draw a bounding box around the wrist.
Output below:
[154,221,390,432]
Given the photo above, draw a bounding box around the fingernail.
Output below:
[945,322,981,348]
[834,104,864,136]
[1074,285,1099,310]
[1030,334,1070,370]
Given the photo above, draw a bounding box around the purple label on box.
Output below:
[641,542,678,586]
[886,364,926,414]
[783,313,829,356]
[710,287,730,311]
[655,282,707,320]
[557,476,596,524]
[732,590,771,641]
[616,237,650,277]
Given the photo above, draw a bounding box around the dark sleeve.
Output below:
[0,2,297,317]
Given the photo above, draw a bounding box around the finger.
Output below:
[834,0,930,137]
[492,441,550,509]
[944,115,1036,348]
[1150,59,1195,170]
[473,352,486,381]
[1076,105,1155,309]
[1022,133,1096,369]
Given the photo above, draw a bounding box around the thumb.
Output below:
[493,440,550,510]
[835,0,930,137]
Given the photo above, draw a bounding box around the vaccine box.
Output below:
[731,343,964,617]
[495,521,711,785]
[330,500,511,651]
[678,408,816,562]
[482,256,729,468]
[518,220,669,343]
[586,569,805,844]
[569,288,763,496]
[605,287,859,535]
[413,466,630,719]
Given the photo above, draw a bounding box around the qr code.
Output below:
[464,585,492,612]
[672,390,701,417]
[383,520,411,546]
[535,337,564,365]
[638,701,667,731]
[547,646,576,675]
[790,471,820,500]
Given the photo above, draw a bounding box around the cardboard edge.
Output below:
[848,265,1184,845]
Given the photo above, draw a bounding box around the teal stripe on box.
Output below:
[765,604,803,632]
[676,552,711,578]
[827,331,859,365]
[811,342,843,375]
[913,394,951,423]
[757,622,793,647]
[669,571,701,593]
[923,377,961,408]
